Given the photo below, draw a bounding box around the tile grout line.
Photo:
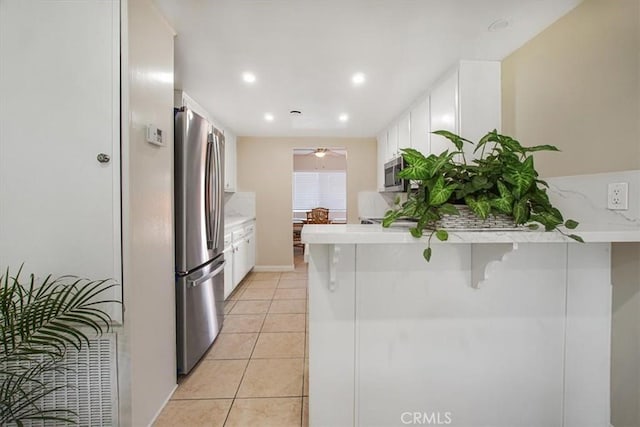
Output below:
[221,275,270,427]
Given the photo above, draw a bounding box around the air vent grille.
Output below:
[18,334,118,426]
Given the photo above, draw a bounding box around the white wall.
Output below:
[119,0,177,425]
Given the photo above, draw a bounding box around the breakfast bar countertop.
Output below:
[301,223,640,245]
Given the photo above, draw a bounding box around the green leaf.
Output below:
[438,203,460,216]
[504,156,535,199]
[393,196,401,205]
[409,227,423,238]
[473,130,496,154]
[564,219,579,229]
[432,130,473,151]
[528,188,552,209]
[400,147,427,165]
[497,135,526,154]
[471,175,489,190]
[382,210,401,228]
[465,196,491,220]
[523,144,560,153]
[435,230,449,241]
[530,212,563,231]
[568,234,585,243]
[429,176,456,206]
[527,223,540,230]
[490,181,514,214]
[430,151,456,177]
[423,247,432,262]
[512,198,530,224]
[535,179,550,188]
[397,157,432,180]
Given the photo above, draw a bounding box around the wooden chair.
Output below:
[293,222,304,252]
[306,207,330,224]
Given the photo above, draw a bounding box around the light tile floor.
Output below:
[154,251,309,427]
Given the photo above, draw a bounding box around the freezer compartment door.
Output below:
[176,257,225,374]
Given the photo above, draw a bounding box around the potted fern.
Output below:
[0,266,117,425]
[383,129,582,261]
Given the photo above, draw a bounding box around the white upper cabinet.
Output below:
[429,69,459,156]
[457,60,501,159]
[430,60,501,160]
[377,131,387,191]
[386,123,399,160]
[224,129,237,192]
[376,61,499,192]
[397,113,411,154]
[410,97,430,156]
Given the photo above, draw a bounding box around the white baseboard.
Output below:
[253,265,294,272]
[146,383,178,427]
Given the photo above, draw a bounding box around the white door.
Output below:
[0,1,121,320]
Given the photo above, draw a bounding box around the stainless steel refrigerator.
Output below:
[174,107,225,374]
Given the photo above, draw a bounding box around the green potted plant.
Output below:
[382,129,582,261]
[0,266,117,425]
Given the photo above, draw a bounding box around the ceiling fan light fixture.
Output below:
[314,148,328,158]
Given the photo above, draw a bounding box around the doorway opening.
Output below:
[291,148,347,257]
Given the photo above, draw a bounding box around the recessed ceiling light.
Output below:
[242,72,256,84]
[264,113,274,122]
[339,113,349,122]
[351,72,366,86]
[488,19,510,32]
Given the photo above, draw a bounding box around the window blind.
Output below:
[293,171,346,211]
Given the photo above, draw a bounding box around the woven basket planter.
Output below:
[434,205,521,231]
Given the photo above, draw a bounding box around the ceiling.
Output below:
[153,0,582,138]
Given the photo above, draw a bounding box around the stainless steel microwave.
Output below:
[384,157,408,192]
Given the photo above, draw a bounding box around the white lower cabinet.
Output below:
[223,233,234,299]
[246,223,256,273]
[224,219,256,298]
[232,230,248,288]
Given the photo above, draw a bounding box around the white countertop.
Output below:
[301,223,640,244]
[225,215,255,230]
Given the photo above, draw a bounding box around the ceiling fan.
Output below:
[295,148,345,158]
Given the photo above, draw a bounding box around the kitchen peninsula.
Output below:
[302,223,640,427]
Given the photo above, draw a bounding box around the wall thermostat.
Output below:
[146,124,164,146]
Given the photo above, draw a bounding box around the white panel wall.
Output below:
[120,0,177,425]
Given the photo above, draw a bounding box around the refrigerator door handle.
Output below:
[213,133,224,251]
[188,261,225,287]
[205,134,214,249]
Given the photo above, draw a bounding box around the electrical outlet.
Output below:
[607,182,629,210]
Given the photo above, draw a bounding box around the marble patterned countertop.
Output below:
[301,223,640,244]
[224,215,255,230]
